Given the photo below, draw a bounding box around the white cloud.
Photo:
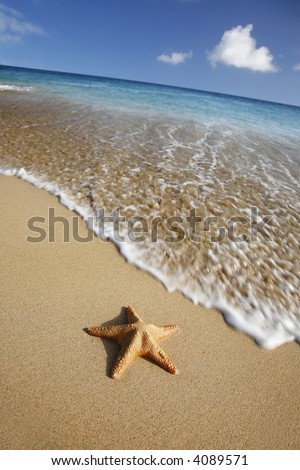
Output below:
[208,24,278,73]
[157,50,193,65]
[293,62,300,71]
[0,3,21,18]
[0,2,46,44]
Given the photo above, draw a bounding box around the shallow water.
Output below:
[1,66,300,348]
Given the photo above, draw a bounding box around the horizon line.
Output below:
[1,62,299,109]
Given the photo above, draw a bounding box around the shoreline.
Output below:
[0,90,299,350]
[0,174,299,449]
[1,167,298,350]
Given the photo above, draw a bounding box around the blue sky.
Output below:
[0,0,300,105]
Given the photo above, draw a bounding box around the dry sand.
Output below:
[0,174,299,449]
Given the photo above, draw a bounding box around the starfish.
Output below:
[86,305,179,379]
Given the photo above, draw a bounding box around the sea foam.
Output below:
[0,84,33,92]
[1,66,299,349]
[1,165,298,350]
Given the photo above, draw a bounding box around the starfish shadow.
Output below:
[84,306,128,378]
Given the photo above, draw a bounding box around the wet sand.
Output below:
[1,92,300,347]
[0,174,299,449]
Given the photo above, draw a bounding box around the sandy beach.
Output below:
[0,174,299,450]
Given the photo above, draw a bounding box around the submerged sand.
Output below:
[1,92,300,347]
[0,174,299,449]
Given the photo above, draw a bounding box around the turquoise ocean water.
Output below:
[1,65,299,348]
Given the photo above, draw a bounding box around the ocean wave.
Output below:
[0,83,33,92]
[0,87,299,350]
[1,165,299,350]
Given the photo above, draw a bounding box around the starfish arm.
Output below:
[148,324,179,341]
[145,341,178,375]
[127,305,143,324]
[87,324,129,339]
[111,341,139,379]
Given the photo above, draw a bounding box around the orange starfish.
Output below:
[87,305,179,379]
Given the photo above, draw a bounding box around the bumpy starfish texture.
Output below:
[87,305,179,379]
